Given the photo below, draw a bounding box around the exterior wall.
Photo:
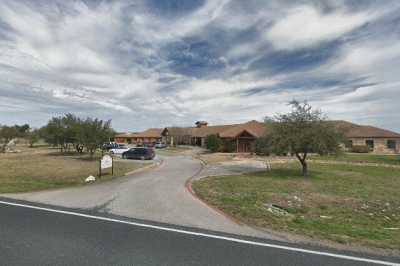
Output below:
[115,137,161,144]
[348,138,400,154]
[221,138,256,153]
[237,138,255,153]
[201,137,206,147]
[163,135,191,146]
[191,137,202,146]
[115,137,126,143]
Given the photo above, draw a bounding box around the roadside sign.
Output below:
[99,155,113,177]
[101,155,113,169]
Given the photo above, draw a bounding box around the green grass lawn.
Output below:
[193,162,400,249]
[311,153,400,165]
[0,146,145,193]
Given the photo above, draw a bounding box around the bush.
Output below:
[206,134,223,152]
[351,145,370,153]
[222,140,236,153]
[255,136,271,155]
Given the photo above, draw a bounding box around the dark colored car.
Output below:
[103,142,118,151]
[143,142,155,148]
[122,148,155,160]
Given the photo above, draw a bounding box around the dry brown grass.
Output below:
[198,153,236,164]
[0,146,143,193]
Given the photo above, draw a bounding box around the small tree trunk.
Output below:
[301,160,308,176]
[1,143,6,153]
[89,146,95,158]
[295,152,309,176]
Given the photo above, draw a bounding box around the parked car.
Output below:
[122,148,155,160]
[155,142,167,149]
[109,144,130,155]
[143,142,155,148]
[103,142,118,151]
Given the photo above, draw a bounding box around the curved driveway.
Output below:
[4,154,274,239]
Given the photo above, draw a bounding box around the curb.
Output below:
[185,157,243,226]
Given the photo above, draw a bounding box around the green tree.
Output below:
[15,124,30,135]
[27,129,40,148]
[78,118,114,158]
[269,101,342,176]
[41,114,80,152]
[255,135,272,156]
[206,134,223,153]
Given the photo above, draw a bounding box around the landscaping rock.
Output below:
[293,195,302,202]
[264,203,292,217]
[85,175,96,182]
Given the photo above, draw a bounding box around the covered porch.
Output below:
[223,130,257,153]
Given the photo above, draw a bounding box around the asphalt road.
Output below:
[4,154,267,239]
[0,200,399,266]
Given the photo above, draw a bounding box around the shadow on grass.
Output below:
[252,167,323,180]
[45,151,80,157]
[45,151,102,161]
[77,156,102,161]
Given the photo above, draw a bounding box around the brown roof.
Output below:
[115,132,139,138]
[162,127,194,137]
[219,120,267,138]
[346,126,400,138]
[134,128,163,138]
[331,120,400,138]
[191,124,238,138]
[163,120,267,139]
[115,128,163,138]
[119,120,400,140]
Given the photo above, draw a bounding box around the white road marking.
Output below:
[0,200,398,266]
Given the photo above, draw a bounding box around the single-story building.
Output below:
[116,120,400,154]
[335,121,400,154]
[115,128,163,145]
[162,120,267,152]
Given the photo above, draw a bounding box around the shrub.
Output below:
[206,134,223,152]
[255,136,271,156]
[222,140,236,153]
[351,145,370,153]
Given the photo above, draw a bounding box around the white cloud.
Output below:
[0,0,399,132]
[328,41,400,78]
[266,5,372,50]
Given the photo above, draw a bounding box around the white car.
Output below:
[109,145,130,156]
[155,142,167,149]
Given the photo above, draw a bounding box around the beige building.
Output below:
[115,120,400,154]
[115,128,163,145]
[162,120,267,152]
[336,121,400,154]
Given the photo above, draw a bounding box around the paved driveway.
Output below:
[3,154,277,240]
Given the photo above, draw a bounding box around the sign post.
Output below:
[99,154,113,178]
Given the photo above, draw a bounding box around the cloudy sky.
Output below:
[0,0,399,132]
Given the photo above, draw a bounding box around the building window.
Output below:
[387,140,396,149]
[345,140,353,148]
[365,140,374,149]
